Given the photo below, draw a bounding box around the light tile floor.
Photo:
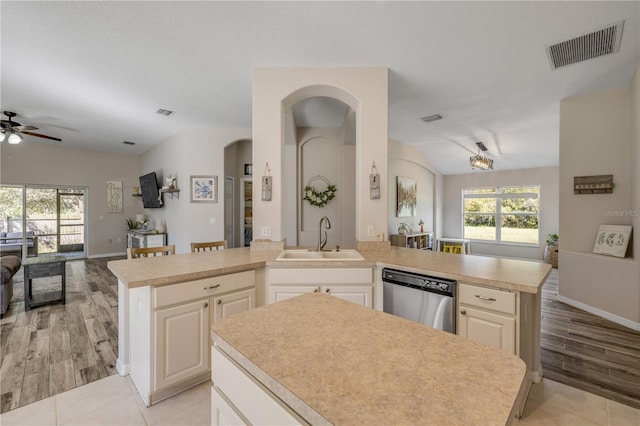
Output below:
[1,374,638,425]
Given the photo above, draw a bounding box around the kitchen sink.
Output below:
[275,249,365,261]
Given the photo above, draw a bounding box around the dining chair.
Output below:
[127,245,176,259]
[190,240,227,253]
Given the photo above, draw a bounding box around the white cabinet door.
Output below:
[154,298,210,391]
[457,305,516,354]
[322,285,372,308]
[214,289,256,322]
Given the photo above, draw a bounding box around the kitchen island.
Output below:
[211,293,527,425]
[108,246,550,409]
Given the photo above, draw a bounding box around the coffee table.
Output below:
[23,255,66,311]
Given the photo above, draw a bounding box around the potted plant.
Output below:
[126,218,137,230]
[544,233,559,267]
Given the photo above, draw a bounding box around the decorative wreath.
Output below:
[304,176,337,208]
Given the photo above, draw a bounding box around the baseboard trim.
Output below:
[557,295,640,331]
[89,252,127,259]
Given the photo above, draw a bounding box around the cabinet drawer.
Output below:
[458,282,516,315]
[154,270,255,308]
[212,346,303,425]
[268,268,372,285]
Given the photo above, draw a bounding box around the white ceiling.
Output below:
[1,1,639,175]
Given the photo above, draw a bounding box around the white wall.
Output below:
[142,127,251,254]
[0,142,143,257]
[442,167,559,261]
[387,140,443,241]
[559,83,639,327]
[252,68,388,243]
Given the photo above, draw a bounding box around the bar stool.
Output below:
[452,245,463,254]
[443,245,454,253]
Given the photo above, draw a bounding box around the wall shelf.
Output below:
[160,189,180,200]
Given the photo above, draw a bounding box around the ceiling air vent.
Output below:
[156,108,174,116]
[546,20,624,70]
[122,141,135,145]
[421,114,442,123]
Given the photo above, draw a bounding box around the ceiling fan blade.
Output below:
[13,125,38,131]
[20,130,62,141]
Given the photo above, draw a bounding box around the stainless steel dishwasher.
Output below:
[382,268,456,333]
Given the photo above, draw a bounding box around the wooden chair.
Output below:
[190,240,227,253]
[127,245,176,259]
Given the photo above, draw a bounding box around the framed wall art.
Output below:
[190,175,218,203]
[106,180,123,213]
[396,176,417,217]
[592,224,632,258]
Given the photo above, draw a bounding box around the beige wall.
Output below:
[0,142,143,257]
[634,68,640,324]
[388,141,438,240]
[142,128,251,254]
[559,83,639,328]
[252,68,389,243]
[442,167,559,261]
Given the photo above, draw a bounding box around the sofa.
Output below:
[0,231,38,257]
[1,255,21,318]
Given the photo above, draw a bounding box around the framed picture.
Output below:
[190,175,218,203]
[106,180,123,213]
[244,163,253,175]
[396,176,417,217]
[593,224,632,258]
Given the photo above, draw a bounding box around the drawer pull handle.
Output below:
[204,284,221,291]
[313,288,318,293]
[204,302,209,308]
[475,295,497,302]
[217,300,222,305]
[460,310,466,315]
[325,288,330,293]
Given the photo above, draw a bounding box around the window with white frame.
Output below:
[463,186,539,245]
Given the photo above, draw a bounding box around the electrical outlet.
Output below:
[367,226,374,237]
[261,226,272,237]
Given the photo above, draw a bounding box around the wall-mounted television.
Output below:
[139,172,162,208]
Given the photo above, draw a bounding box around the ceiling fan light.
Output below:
[7,131,23,144]
[0,130,6,142]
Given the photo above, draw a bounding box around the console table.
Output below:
[23,255,66,311]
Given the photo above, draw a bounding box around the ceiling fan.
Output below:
[0,111,61,144]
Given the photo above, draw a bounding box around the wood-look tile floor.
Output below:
[541,268,640,410]
[0,256,125,414]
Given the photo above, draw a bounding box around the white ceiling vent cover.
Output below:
[546,21,624,70]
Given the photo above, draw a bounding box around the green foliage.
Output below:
[304,184,336,208]
[127,218,137,230]
[546,233,559,245]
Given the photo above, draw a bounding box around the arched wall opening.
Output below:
[252,68,388,248]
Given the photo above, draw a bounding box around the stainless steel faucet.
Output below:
[317,216,331,251]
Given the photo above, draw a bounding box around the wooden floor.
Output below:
[1,260,639,414]
[540,268,640,409]
[0,256,124,414]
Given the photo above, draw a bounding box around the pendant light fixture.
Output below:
[469,142,493,170]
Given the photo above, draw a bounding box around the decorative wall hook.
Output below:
[262,162,272,201]
[370,161,380,200]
